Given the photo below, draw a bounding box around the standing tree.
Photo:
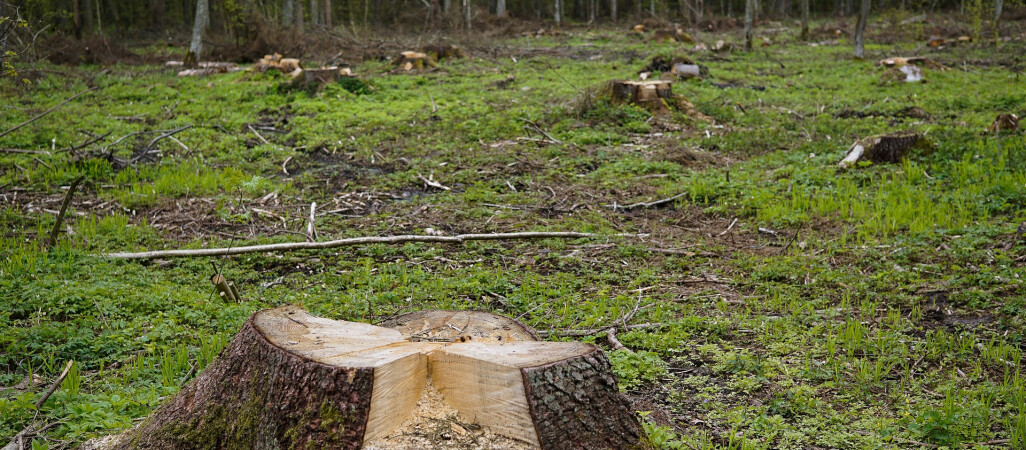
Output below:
[744,0,754,50]
[294,0,304,32]
[309,0,319,26]
[853,0,869,58]
[463,0,471,30]
[610,0,617,21]
[993,0,1002,44]
[554,0,562,25]
[322,0,331,27]
[800,0,809,40]
[497,0,506,17]
[283,0,294,26]
[184,0,209,68]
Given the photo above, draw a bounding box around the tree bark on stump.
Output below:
[391,51,439,72]
[838,132,931,168]
[113,306,648,449]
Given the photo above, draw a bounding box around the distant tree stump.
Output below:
[838,132,933,168]
[419,44,466,61]
[113,306,648,449]
[392,51,439,73]
[289,66,357,89]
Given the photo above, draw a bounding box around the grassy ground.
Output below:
[2,18,1026,449]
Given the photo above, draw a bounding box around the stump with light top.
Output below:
[113,306,648,450]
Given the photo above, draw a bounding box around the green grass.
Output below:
[2,21,1026,449]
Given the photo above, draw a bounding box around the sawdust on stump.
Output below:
[363,379,535,450]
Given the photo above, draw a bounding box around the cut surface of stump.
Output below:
[113,306,647,449]
[392,51,439,73]
[838,132,932,168]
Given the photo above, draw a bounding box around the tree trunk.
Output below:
[650,0,655,15]
[496,0,506,17]
[993,0,1002,43]
[853,0,869,58]
[323,0,332,27]
[185,0,209,68]
[295,0,304,31]
[800,0,809,40]
[463,0,471,30]
[283,0,294,25]
[610,0,617,21]
[73,0,82,39]
[151,0,165,32]
[588,0,595,22]
[744,0,754,50]
[310,0,320,25]
[112,306,649,450]
[554,0,562,25]
[82,0,94,33]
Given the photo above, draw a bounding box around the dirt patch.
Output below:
[919,289,995,330]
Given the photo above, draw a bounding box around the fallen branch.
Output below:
[36,360,74,409]
[606,328,630,352]
[610,192,687,210]
[100,232,635,260]
[44,176,85,248]
[0,87,95,139]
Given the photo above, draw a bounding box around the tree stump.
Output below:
[392,51,439,73]
[419,44,466,61]
[838,132,932,168]
[112,306,648,449]
[289,66,357,89]
[608,80,675,114]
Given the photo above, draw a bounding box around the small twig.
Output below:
[101,232,642,259]
[717,217,738,236]
[44,176,85,248]
[248,124,271,146]
[0,87,95,139]
[0,148,50,155]
[417,174,451,191]
[306,202,318,242]
[281,156,293,175]
[141,125,193,154]
[520,118,562,144]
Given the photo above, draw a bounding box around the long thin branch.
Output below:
[0,87,95,139]
[45,176,85,248]
[101,232,637,260]
[610,192,687,211]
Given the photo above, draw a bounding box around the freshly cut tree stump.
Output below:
[603,79,710,121]
[289,66,357,89]
[392,51,439,73]
[609,80,675,114]
[113,306,647,449]
[419,44,466,61]
[838,132,932,168]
